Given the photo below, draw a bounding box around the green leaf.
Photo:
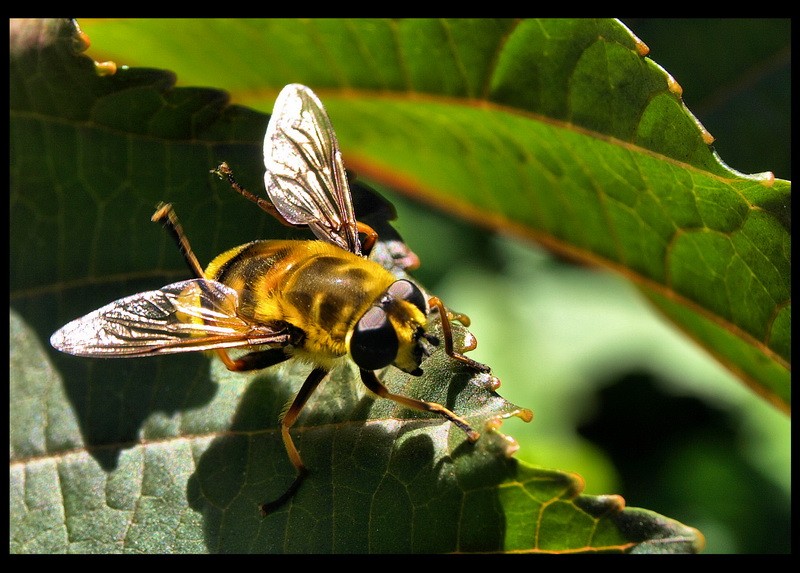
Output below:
[11,305,700,553]
[13,17,758,554]
[75,17,790,412]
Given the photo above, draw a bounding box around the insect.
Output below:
[50,83,489,515]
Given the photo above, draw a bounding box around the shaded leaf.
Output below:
[10,307,701,553]
[10,18,711,553]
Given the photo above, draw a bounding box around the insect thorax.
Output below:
[205,239,400,358]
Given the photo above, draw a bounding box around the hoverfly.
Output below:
[50,83,489,515]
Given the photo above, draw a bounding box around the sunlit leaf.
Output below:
[76,18,790,411]
[10,18,762,554]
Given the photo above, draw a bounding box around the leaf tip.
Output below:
[617,19,650,57]
[575,493,627,517]
[483,406,533,458]
[666,73,683,98]
[634,37,650,57]
[72,21,91,53]
[94,60,118,76]
[492,428,521,457]
[757,171,776,187]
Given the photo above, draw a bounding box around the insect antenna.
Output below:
[212,162,300,229]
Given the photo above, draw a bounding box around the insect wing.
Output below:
[50,279,289,357]
[264,83,361,255]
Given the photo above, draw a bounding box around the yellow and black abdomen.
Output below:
[204,239,397,361]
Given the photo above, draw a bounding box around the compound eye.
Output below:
[350,306,399,371]
[386,279,426,314]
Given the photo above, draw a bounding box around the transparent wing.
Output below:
[264,83,361,255]
[50,279,290,357]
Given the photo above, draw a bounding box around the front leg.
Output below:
[428,296,490,373]
[359,369,480,442]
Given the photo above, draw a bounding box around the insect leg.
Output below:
[261,366,328,516]
[212,162,301,229]
[359,369,480,443]
[151,203,206,279]
[356,221,378,256]
[151,203,246,371]
[428,296,490,373]
[224,347,291,372]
